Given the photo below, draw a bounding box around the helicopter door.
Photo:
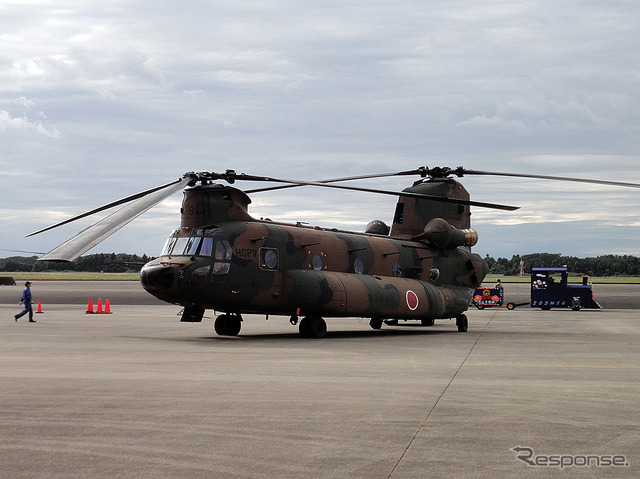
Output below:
[212,240,232,275]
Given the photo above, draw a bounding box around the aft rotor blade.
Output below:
[26,176,190,237]
[463,169,640,189]
[248,175,519,211]
[36,177,191,262]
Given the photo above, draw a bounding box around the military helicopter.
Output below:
[27,167,640,338]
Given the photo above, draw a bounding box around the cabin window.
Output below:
[393,262,403,278]
[312,254,324,271]
[260,248,279,270]
[354,257,364,274]
[430,267,440,281]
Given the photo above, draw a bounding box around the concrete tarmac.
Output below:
[1,282,638,478]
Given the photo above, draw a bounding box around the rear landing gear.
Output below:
[299,316,327,338]
[214,314,242,336]
[369,318,383,330]
[456,314,468,332]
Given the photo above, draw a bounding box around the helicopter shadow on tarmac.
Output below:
[157,324,458,344]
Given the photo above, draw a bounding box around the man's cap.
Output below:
[25,281,31,286]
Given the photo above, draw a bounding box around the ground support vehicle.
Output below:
[531,267,601,310]
[471,287,520,310]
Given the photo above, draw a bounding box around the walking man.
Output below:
[15,281,35,323]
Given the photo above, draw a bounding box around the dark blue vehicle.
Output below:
[531,267,601,310]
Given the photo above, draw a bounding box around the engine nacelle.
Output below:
[422,218,478,249]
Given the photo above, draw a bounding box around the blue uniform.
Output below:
[15,286,34,322]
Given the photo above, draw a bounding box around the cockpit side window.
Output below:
[213,262,230,275]
[215,240,232,261]
[212,240,232,275]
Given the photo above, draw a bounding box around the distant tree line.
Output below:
[2,252,640,276]
[0,253,150,273]
[486,253,640,277]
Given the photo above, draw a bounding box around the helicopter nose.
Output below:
[140,264,175,292]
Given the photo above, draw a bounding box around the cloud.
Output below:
[0,109,60,138]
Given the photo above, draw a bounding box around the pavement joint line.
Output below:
[386,313,496,478]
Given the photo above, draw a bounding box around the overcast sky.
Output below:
[2,0,640,262]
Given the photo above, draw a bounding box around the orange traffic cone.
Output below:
[104,299,112,314]
[96,299,103,314]
[36,300,44,314]
[86,299,94,314]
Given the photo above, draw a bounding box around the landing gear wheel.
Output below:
[421,318,435,326]
[456,314,468,332]
[214,315,228,335]
[369,318,383,330]
[214,314,242,336]
[299,316,327,338]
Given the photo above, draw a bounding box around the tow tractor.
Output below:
[531,266,601,310]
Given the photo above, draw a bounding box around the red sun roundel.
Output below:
[406,290,419,311]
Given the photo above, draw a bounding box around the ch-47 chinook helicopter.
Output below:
[28,167,640,338]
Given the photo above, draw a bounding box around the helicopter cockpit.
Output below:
[161,228,231,262]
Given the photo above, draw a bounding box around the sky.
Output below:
[2,0,640,261]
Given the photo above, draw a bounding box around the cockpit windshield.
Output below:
[160,228,227,259]
[160,234,177,256]
[160,228,233,276]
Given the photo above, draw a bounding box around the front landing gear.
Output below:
[456,314,468,332]
[214,314,242,336]
[299,316,327,338]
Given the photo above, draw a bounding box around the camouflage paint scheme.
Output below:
[140,178,488,334]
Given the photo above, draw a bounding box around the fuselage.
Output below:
[140,216,487,322]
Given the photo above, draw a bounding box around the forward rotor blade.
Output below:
[463,169,640,189]
[26,176,190,237]
[36,177,191,262]
[0,248,46,255]
[245,168,425,194]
